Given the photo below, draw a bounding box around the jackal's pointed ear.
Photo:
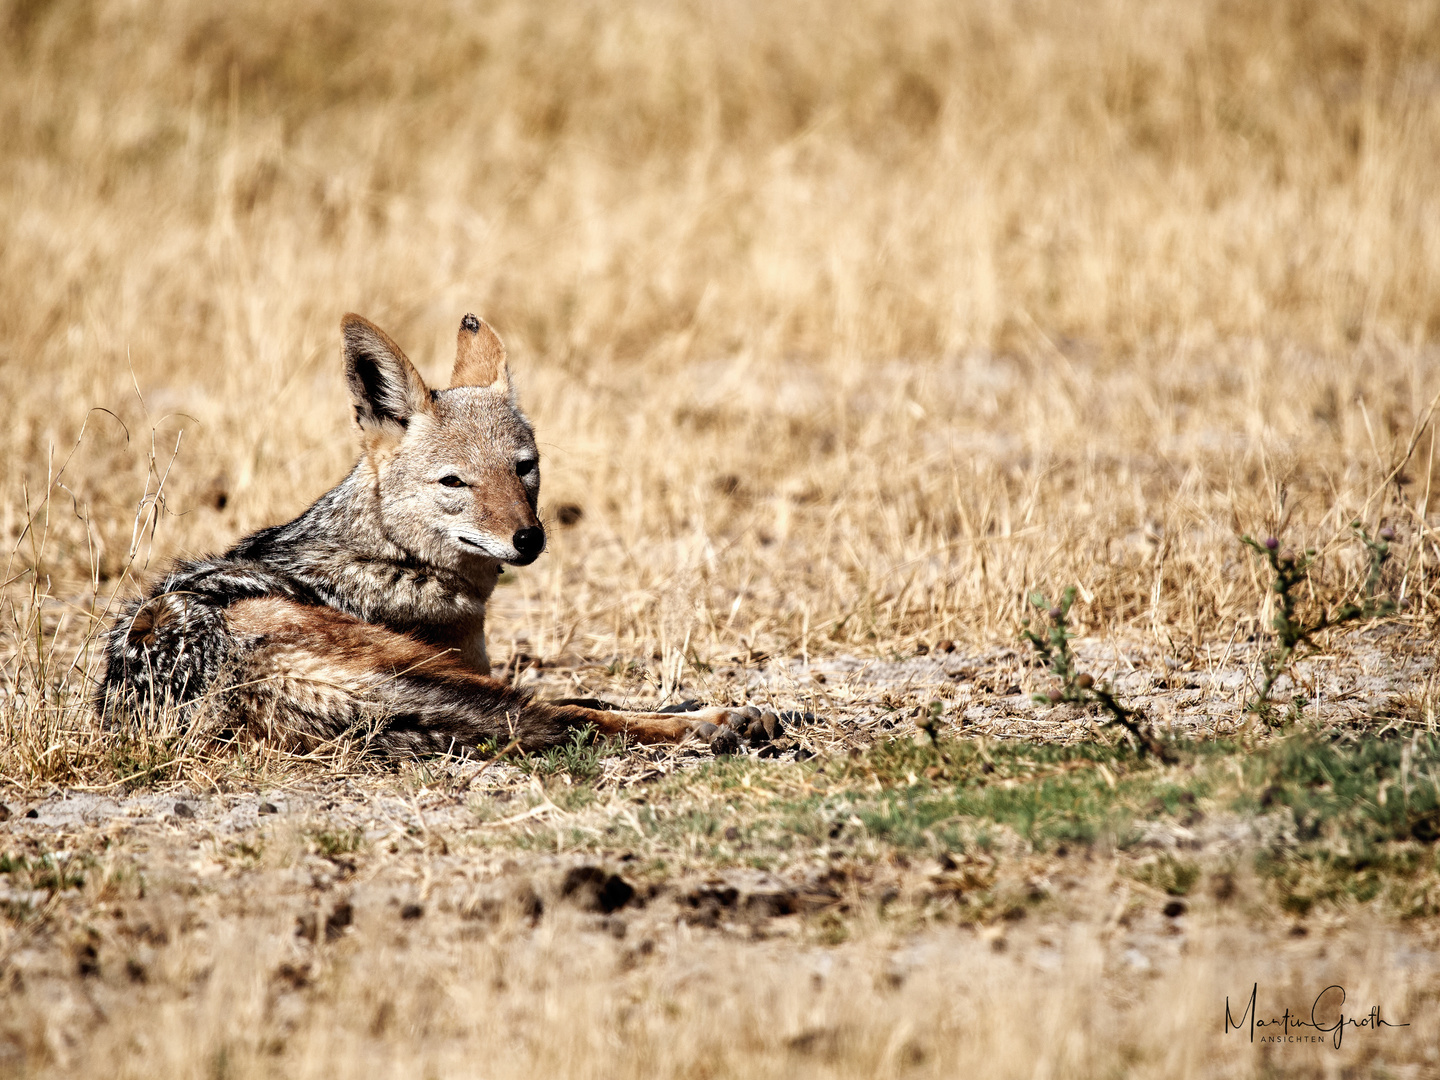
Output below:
[342,314,431,433]
[452,313,509,391]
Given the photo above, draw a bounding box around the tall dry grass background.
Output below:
[4,2,1440,1075]
[4,0,1439,676]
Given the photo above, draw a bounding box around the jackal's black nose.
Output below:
[511,526,546,564]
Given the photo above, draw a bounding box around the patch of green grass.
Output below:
[0,849,90,892]
[1235,732,1440,840]
[547,784,600,812]
[836,732,1164,789]
[1127,854,1201,896]
[1238,731,1440,915]
[499,737,1205,864]
[824,735,1210,851]
[222,838,265,867]
[465,727,1440,918]
[309,827,366,858]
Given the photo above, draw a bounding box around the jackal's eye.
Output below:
[438,475,467,488]
[514,458,537,478]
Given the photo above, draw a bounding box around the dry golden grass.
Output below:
[11,902,1440,1079]
[5,752,1440,1079]
[4,0,1440,1075]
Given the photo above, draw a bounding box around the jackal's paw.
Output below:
[687,705,784,755]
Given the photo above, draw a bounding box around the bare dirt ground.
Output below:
[7,634,1440,1076]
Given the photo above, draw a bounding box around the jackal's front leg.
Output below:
[223,599,782,756]
[544,703,784,752]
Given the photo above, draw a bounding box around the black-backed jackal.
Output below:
[98,314,768,755]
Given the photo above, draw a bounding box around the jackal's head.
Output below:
[341,312,545,568]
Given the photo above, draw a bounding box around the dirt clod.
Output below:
[561,866,635,914]
[325,902,354,941]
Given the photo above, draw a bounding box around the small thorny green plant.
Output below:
[1020,588,1172,760]
[518,724,610,783]
[1240,523,1399,726]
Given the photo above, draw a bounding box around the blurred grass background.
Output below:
[2,0,1439,664]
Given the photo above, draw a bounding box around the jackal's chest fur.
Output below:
[384,577,496,675]
[330,556,499,673]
